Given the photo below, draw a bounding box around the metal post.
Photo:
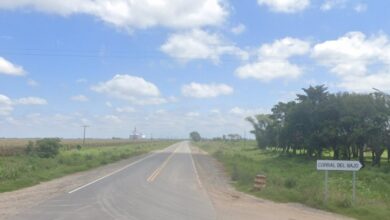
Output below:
[352,171,356,204]
[324,170,328,204]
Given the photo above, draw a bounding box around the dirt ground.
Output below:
[0,146,354,220]
[190,146,354,220]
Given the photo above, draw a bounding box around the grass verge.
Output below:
[196,140,390,220]
[0,141,176,192]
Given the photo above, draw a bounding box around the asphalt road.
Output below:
[11,141,215,220]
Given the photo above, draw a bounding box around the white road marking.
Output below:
[68,147,173,194]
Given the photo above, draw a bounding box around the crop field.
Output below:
[0,138,162,156]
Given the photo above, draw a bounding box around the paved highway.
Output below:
[11,142,215,220]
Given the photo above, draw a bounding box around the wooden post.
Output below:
[253,175,267,190]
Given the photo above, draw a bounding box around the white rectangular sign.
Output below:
[317,160,362,171]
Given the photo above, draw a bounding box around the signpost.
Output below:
[316,160,362,204]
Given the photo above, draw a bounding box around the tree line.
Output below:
[246,85,390,167]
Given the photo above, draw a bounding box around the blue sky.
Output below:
[0,0,389,139]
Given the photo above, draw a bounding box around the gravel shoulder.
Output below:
[190,145,355,220]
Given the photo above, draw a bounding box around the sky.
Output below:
[0,0,389,139]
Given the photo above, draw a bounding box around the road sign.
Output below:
[317,160,362,171]
[317,160,362,205]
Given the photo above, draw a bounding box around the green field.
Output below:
[0,138,160,156]
[0,140,175,192]
[196,140,390,220]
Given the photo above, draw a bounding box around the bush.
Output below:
[337,197,352,208]
[284,178,297,189]
[231,164,239,181]
[25,141,35,155]
[35,138,62,158]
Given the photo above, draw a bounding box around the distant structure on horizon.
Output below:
[130,127,146,140]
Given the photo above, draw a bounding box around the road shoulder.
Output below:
[190,144,354,220]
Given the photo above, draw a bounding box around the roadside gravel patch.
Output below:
[190,145,354,220]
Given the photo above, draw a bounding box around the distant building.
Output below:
[130,127,146,140]
[227,134,242,141]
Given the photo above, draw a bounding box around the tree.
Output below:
[189,131,201,142]
[296,85,328,105]
[246,114,273,149]
[35,138,62,158]
[245,85,390,168]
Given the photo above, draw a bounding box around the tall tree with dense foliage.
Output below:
[189,131,202,142]
[247,85,390,167]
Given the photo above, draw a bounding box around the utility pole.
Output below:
[82,125,89,145]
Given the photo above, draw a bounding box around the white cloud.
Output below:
[105,101,113,108]
[210,109,220,114]
[161,29,248,63]
[312,32,390,92]
[277,90,300,102]
[320,0,347,11]
[229,107,268,117]
[259,37,311,59]
[354,3,367,13]
[0,57,25,76]
[27,79,39,87]
[338,73,390,92]
[257,0,310,13]
[155,109,166,115]
[0,95,47,116]
[0,94,13,115]
[15,97,48,105]
[236,59,302,82]
[182,82,234,98]
[91,74,166,105]
[0,0,228,30]
[116,106,135,113]
[80,117,90,125]
[229,107,246,115]
[102,115,122,124]
[312,32,388,76]
[314,33,367,76]
[76,78,87,83]
[186,112,200,117]
[236,37,310,82]
[71,95,89,102]
[320,1,367,12]
[231,24,246,35]
[167,96,178,103]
